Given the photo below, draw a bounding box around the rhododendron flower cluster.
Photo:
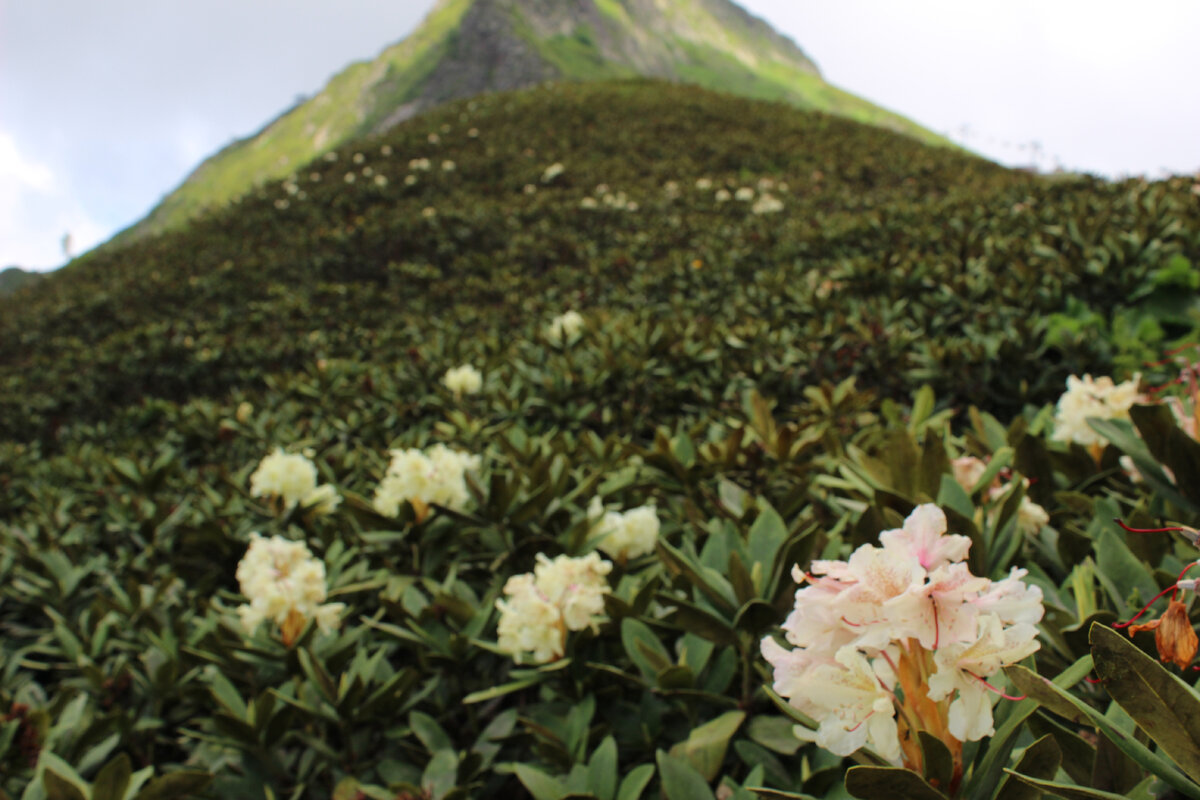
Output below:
[443,364,483,397]
[544,310,585,345]
[249,449,341,515]
[587,497,660,561]
[236,533,345,646]
[496,553,612,663]
[373,444,481,520]
[762,504,1042,784]
[1052,373,1141,449]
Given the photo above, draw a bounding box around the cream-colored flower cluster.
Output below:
[588,498,660,561]
[544,311,585,346]
[249,449,341,515]
[541,162,565,183]
[236,533,345,645]
[762,504,1042,767]
[951,456,1049,536]
[443,364,483,397]
[1052,374,1141,448]
[496,553,613,663]
[373,444,481,519]
[751,193,784,214]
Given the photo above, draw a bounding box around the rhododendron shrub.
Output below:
[762,504,1043,789]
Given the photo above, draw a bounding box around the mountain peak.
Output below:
[121,0,940,242]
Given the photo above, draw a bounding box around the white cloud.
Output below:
[0,128,109,271]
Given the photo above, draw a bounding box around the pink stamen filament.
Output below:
[1113,583,1178,628]
[932,601,941,650]
[970,672,1026,701]
[1114,519,1190,534]
[845,711,873,733]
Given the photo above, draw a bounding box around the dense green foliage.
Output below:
[3,81,1200,800]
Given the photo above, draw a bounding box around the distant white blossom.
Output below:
[715,189,732,203]
[541,162,565,183]
[249,449,340,515]
[496,552,613,663]
[734,187,755,202]
[373,444,481,520]
[752,193,783,214]
[442,160,456,172]
[443,364,483,397]
[1052,374,1141,448]
[544,310,585,345]
[588,499,660,561]
[236,533,345,645]
[695,177,713,190]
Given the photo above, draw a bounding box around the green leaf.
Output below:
[668,710,745,781]
[463,677,542,704]
[410,711,454,753]
[205,667,247,719]
[1003,662,1200,799]
[42,770,87,800]
[745,715,801,756]
[747,503,787,581]
[918,731,953,795]
[512,763,567,800]
[1090,622,1200,784]
[91,754,132,800]
[656,750,715,800]
[422,749,460,800]
[132,772,213,800]
[615,764,655,800]
[587,736,618,800]
[999,771,1134,800]
[621,618,673,682]
[844,766,947,800]
[748,790,818,800]
[994,734,1062,800]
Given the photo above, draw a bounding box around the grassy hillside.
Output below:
[3,81,1200,799]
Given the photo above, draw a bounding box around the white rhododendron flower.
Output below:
[541,162,565,183]
[496,552,613,663]
[734,187,755,201]
[249,449,341,514]
[544,310,585,345]
[441,160,456,172]
[588,498,660,560]
[579,196,599,209]
[373,444,481,519]
[695,177,713,190]
[751,193,783,214]
[409,158,431,171]
[443,364,483,397]
[1052,373,1141,448]
[763,504,1043,773]
[715,189,731,203]
[236,533,345,645]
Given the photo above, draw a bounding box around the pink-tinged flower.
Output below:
[880,504,972,570]
[951,456,988,492]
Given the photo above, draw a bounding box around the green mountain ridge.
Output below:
[120,0,948,244]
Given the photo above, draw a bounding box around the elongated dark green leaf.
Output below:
[132,771,213,800]
[622,618,674,682]
[462,677,542,704]
[91,754,133,800]
[994,734,1061,800]
[747,504,787,580]
[615,764,655,800]
[1004,663,1200,799]
[748,789,819,799]
[1000,770,1133,800]
[968,655,1096,800]
[656,749,716,800]
[918,731,953,795]
[42,770,87,800]
[513,763,567,800]
[1090,622,1200,783]
[588,736,618,800]
[845,766,947,800]
[668,710,745,782]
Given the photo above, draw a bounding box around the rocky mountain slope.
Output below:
[122,0,945,241]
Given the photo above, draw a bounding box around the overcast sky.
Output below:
[2,0,1197,271]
